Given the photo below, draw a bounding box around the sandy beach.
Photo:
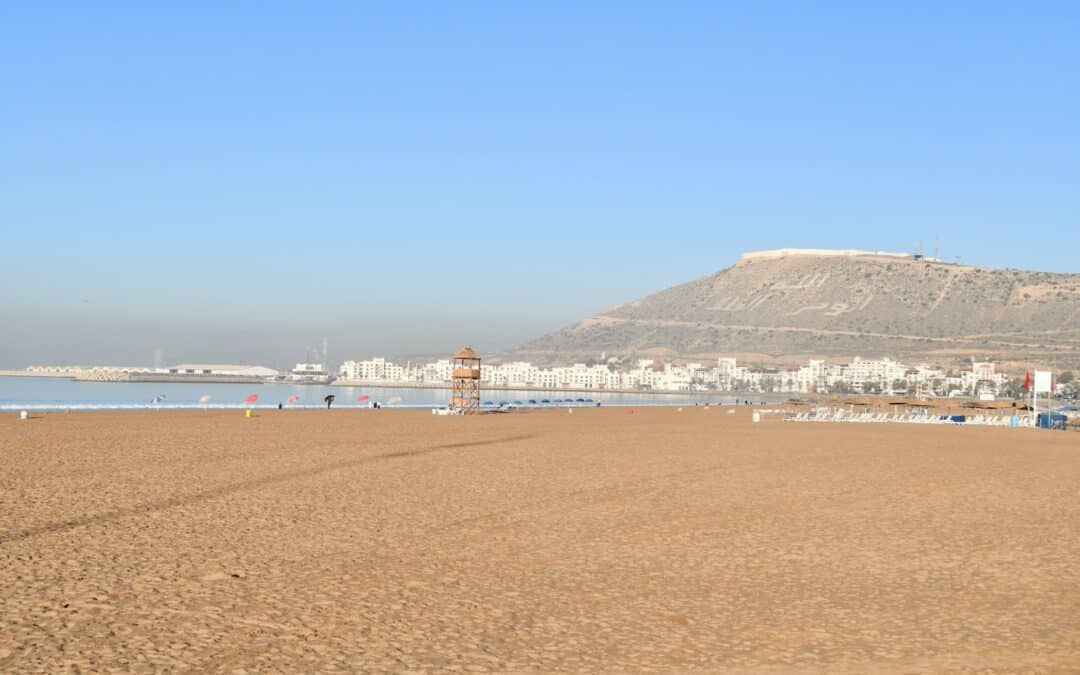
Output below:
[1,407,1078,672]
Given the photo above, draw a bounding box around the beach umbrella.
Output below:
[357,394,369,403]
[245,394,258,404]
[198,394,212,404]
[388,396,403,405]
[286,394,300,404]
[324,394,336,409]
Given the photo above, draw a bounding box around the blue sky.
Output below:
[2,2,1078,366]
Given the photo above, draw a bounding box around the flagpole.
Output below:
[1026,370,1035,426]
[1032,376,1036,426]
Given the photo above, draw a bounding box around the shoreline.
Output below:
[3,400,758,414]
[0,373,757,397]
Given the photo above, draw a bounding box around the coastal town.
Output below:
[11,354,1072,400]
[338,355,1026,398]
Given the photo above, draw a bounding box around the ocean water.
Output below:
[0,376,761,411]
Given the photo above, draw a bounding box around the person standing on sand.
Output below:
[324,394,335,409]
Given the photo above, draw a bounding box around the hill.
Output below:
[514,249,1080,370]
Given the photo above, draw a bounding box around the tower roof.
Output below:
[453,346,480,360]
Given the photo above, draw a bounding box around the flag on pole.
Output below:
[1024,371,1032,392]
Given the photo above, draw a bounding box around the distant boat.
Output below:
[287,362,332,385]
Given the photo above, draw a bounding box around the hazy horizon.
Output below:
[3,3,1078,367]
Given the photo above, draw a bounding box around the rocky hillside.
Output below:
[514,250,1080,370]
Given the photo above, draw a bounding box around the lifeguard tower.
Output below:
[451,346,481,414]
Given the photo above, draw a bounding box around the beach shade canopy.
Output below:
[286,394,300,404]
[967,400,1007,410]
[245,394,258,404]
[198,394,212,403]
[324,394,335,404]
[357,394,369,403]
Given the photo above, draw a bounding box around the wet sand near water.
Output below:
[1,408,1078,672]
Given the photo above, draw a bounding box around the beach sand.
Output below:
[1,408,1078,672]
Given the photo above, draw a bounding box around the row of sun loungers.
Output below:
[785,408,1033,427]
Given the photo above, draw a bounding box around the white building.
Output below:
[169,364,279,378]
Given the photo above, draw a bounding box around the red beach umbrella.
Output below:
[357,395,369,403]
[286,395,300,404]
[245,394,258,404]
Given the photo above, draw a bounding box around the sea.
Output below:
[0,376,767,412]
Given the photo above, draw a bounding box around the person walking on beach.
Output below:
[324,394,335,409]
